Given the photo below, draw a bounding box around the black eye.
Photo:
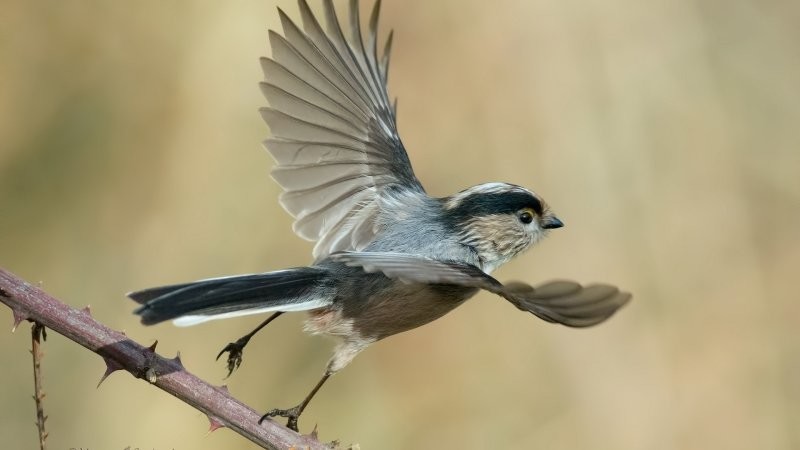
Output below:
[518,210,534,224]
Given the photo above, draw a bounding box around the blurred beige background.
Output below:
[1,0,798,449]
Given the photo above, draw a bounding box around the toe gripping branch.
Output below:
[216,311,284,378]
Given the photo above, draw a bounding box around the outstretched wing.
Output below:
[261,0,425,260]
[331,252,631,327]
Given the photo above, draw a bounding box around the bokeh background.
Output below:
[1,0,798,449]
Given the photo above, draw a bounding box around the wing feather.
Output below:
[323,0,383,110]
[260,84,364,137]
[261,0,425,260]
[379,30,393,84]
[264,139,383,165]
[297,1,375,113]
[269,32,371,119]
[260,107,366,145]
[276,10,373,116]
[330,252,631,328]
[259,57,368,124]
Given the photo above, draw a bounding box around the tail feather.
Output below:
[129,267,332,326]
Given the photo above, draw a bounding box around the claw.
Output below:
[259,406,302,432]
[257,370,331,433]
[214,312,283,377]
[216,337,248,378]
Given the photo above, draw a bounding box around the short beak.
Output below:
[542,216,564,229]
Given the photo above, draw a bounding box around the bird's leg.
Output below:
[216,311,284,377]
[259,370,332,432]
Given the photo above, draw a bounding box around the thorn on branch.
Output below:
[12,309,29,332]
[97,356,124,388]
[207,414,226,433]
[170,352,184,370]
[204,385,233,433]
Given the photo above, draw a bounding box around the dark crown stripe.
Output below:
[445,192,542,223]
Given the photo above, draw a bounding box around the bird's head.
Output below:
[442,182,563,273]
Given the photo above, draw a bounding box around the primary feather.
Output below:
[261,0,426,261]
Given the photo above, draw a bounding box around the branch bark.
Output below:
[0,267,330,450]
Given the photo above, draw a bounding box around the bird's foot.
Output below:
[215,336,250,378]
[259,405,302,432]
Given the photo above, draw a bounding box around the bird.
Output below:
[128,0,631,432]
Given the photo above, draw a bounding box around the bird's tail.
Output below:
[129,267,333,326]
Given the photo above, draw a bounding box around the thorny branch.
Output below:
[31,322,47,450]
[0,267,330,450]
